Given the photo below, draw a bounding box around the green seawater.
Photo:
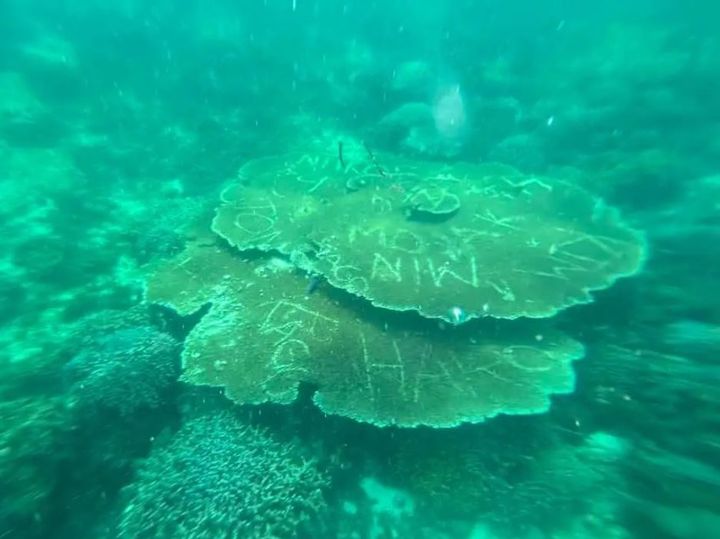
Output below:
[1,1,718,538]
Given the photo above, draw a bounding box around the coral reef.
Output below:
[112,411,328,539]
[65,326,180,416]
[337,477,419,539]
[0,4,718,538]
[147,240,583,427]
[213,149,645,322]
[0,396,70,536]
[384,418,629,535]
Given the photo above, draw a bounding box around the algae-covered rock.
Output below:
[374,101,463,157]
[146,241,583,427]
[215,152,646,322]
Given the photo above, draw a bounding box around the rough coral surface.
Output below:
[147,242,583,427]
[65,326,180,416]
[213,152,646,322]
[114,412,328,539]
[0,396,69,525]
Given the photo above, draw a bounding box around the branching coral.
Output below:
[65,326,180,416]
[113,412,328,539]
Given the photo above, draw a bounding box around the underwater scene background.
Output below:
[1,1,719,538]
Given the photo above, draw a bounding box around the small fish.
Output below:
[363,140,386,177]
[305,274,322,296]
[338,140,346,169]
